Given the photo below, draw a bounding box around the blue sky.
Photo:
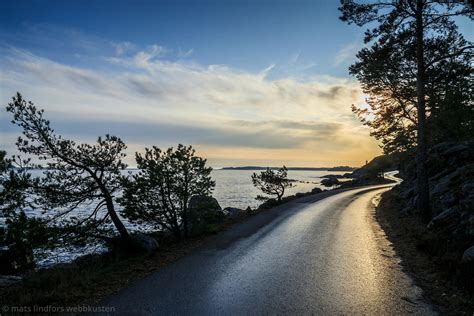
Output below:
[0,1,471,167]
[0,0,363,78]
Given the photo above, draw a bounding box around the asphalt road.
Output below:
[100,184,434,315]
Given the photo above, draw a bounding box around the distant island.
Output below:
[221,166,356,171]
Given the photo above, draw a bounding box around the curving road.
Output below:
[100,183,434,315]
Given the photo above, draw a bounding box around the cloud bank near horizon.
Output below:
[0,42,381,167]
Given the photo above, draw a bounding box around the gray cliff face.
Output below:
[399,141,474,290]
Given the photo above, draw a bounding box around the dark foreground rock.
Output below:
[376,188,474,314]
[391,141,474,294]
[0,275,22,287]
[0,247,34,275]
[223,207,247,219]
[129,233,159,253]
[320,176,340,187]
[188,195,225,236]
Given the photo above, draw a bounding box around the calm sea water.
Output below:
[212,169,344,209]
[18,169,343,266]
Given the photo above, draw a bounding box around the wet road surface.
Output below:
[100,185,434,315]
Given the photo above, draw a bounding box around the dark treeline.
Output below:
[222,166,355,171]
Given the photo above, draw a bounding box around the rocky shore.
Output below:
[373,141,474,313]
[0,174,385,307]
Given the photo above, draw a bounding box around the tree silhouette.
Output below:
[0,151,52,271]
[120,145,215,239]
[340,0,473,220]
[6,93,130,242]
[252,166,294,201]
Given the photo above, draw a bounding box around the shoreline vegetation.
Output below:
[0,175,393,308]
[0,96,396,308]
[221,166,356,171]
[1,0,472,311]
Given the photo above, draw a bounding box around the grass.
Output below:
[0,231,217,308]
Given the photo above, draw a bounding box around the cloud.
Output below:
[112,41,136,56]
[0,45,379,166]
[289,52,300,65]
[334,42,361,66]
[178,48,194,58]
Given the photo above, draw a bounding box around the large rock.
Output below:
[129,233,159,253]
[461,245,474,292]
[321,176,340,187]
[427,207,460,230]
[462,245,474,262]
[311,187,323,194]
[0,275,22,287]
[396,141,474,292]
[224,207,246,219]
[188,195,222,213]
[188,195,224,236]
[0,247,34,275]
[258,198,278,210]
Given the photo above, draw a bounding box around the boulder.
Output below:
[224,207,246,219]
[245,206,255,215]
[460,245,474,292]
[188,195,224,236]
[311,187,323,194]
[0,275,22,287]
[0,247,34,275]
[428,207,460,230]
[129,233,159,253]
[462,245,474,262]
[462,181,474,196]
[258,198,278,209]
[188,195,222,213]
[321,176,340,187]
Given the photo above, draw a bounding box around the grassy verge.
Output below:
[0,234,214,308]
[375,188,474,315]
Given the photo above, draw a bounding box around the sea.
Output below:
[12,169,346,267]
[212,169,345,209]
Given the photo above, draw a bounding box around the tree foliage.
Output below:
[120,145,215,239]
[340,0,473,219]
[6,93,130,243]
[251,166,294,201]
[349,24,473,154]
[0,151,53,271]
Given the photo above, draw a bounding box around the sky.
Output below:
[1,0,469,168]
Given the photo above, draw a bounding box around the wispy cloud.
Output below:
[0,43,379,166]
[112,41,136,56]
[334,42,362,66]
[178,48,193,58]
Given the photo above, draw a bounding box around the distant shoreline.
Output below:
[220,166,356,171]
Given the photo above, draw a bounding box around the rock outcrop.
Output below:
[398,141,474,289]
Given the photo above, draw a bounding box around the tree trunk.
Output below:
[415,0,431,221]
[182,196,189,238]
[103,190,130,240]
